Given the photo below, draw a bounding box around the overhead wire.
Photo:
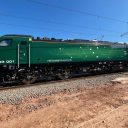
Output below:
[25,0,128,40]
[0,12,121,34]
[0,22,119,38]
[26,0,128,24]
[0,0,125,40]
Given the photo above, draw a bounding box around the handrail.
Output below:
[18,44,20,68]
[29,43,31,68]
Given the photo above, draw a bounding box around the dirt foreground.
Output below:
[0,79,128,128]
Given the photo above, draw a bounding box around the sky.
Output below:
[0,0,128,42]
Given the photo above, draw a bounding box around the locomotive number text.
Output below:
[0,60,15,64]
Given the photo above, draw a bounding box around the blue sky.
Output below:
[0,0,128,42]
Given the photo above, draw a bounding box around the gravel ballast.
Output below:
[0,72,127,105]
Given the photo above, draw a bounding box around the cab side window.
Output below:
[20,41,27,45]
[0,39,12,46]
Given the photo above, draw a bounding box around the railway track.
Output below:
[0,71,127,105]
[0,71,126,91]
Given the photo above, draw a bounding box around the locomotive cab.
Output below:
[0,35,32,84]
[0,34,32,66]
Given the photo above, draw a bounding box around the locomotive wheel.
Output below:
[18,69,38,85]
[57,71,71,80]
[22,76,37,85]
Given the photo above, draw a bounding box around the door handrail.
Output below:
[29,43,31,68]
[18,44,20,68]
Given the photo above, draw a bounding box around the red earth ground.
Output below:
[0,80,128,128]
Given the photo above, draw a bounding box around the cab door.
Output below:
[18,41,30,65]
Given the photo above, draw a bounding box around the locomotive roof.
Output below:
[1,34,127,46]
[32,38,127,46]
[3,34,32,38]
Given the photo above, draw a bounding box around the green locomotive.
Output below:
[0,34,128,84]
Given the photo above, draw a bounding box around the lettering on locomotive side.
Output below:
[0,60,15,64]
[47,59,72,62]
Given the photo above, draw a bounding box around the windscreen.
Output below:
[0,39,12,46]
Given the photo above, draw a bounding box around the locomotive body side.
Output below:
[30,41,128,64]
